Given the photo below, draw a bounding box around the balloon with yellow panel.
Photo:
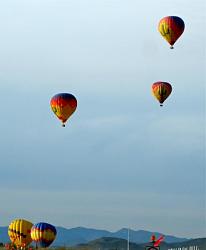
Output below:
[8,219,33,249]
[31,222,57,248]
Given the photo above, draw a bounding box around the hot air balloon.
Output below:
[8,219,33,248]
[50,93,77,127]
[158,16,185,49]
[31,222,57,248]
[152,81,172,106]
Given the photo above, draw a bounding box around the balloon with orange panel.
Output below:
[152,81,172,106]
[50,93,77,127]
[158,16,185,49]
[8,219,33,248]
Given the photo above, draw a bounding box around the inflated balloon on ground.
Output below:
[8,219,33,248]
[31,222,57,248]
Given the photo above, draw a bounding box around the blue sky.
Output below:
[0,0,205,239]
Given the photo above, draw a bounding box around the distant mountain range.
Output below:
[0,226,195,247]
[53,227,189,246]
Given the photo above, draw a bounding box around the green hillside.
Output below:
[72,237,145,250]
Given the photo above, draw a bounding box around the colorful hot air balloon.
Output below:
[152,81,172,106]
[50,93,77,127]
[8,219,33,248]
[31,222,57,248]
[158,16,185,49]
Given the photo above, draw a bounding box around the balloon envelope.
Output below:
[152,81,172,106]
[8,219,33,248]
[31,222,57,248]
[50,93,77,126]
[158,16,185,48]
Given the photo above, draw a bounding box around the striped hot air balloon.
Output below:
[8,219,33,248]
[31,222,57,248]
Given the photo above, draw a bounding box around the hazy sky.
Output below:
[0,0,205,239]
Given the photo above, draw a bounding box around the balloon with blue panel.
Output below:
[31,222,57,248]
